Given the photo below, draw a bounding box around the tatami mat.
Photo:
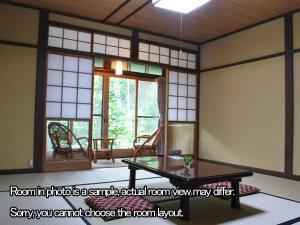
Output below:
[0,167,159,191]
[0,192,85,225]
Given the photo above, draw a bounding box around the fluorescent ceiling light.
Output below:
[153,0,211,14]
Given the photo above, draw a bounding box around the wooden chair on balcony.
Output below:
[92,138,115,163]
[133,126,164,157]
[48,122,88,159]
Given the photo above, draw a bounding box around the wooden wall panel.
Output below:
[293,12,300,50]
[201,19,284,69]
[0,44,37,170]
[199,57,285,172]
[293,53,300,176]
[0,3,39,44]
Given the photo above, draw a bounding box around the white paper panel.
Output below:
[63,72,77,87]
[139,43,149,52]
[78,32,91,42]
[160,55,169,64]
[179,59,187,67]
[47,86,61,101]
[64,56,78,72]
[78,89,91,103]
[188,53,196,61]
[178,73,187,84]
[78,74,92,88]
[178,97,187,109]
[179,51,187,59]
[171,50,178,58]
[169,71,178,83]
[106,46,118,56]
[168,109,177,121]
[168,96,177,108]
[119,48,130,58]
[178,109,187,121]
[169,84,178,96]
[178,85,187,96]
[48,54,63,70]
[187,98,196,109]
[78,42,91,52]
[79,58,93,73]
[63,39,77,50]
[160,47,169,56]
[188,74,197,85]
[62,103,76,118]
[48,37,62,48]
[139,52,149,61]
[188,61,196,69]
[93,44,106,54]
[64,29,77,40]
[150,45,159,54]
[188,86,196,97]
[62,87,77,102]
[119,39,130,48]
[46,102,61,118]
[187,110,196,121]
[94,34,106,44]
[107,36,118,46]
[170,58,178,66]
[49,26,63,37]
[47,70,62,86]
[77,104,91,118]
[149,53,159,62]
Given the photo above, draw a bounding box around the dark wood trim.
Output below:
[198,158,300,182]
[200,52,285,73]
[0,168,35,175]
[278,217,300,225]
[117,0,151,25]
[195,45,200,160]
[0,40,37,49]
[131,30,139,61]
[200,9,300,45]
[2,1,198,45]
[284,15,294,176]
[102,0,130,22]
[294,48,300,53]
[34,10,49,172]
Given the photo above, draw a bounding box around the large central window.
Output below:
[92,74,159,149]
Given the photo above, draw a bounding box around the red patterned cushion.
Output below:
[85,195,155,221]
[200,181,260,198]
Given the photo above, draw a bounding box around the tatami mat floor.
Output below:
[0,166,299,225]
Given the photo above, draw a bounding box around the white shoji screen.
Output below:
[139,42,196,70]
[46,53,93,119]
[93,33,131,58]
[168,71,197,122]
[48,26,92,52]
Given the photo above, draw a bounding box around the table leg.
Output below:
[231,178,241,208]
[180,195,190,220]
[129,166,136,189]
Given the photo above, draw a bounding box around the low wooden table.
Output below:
[122,156,253,220]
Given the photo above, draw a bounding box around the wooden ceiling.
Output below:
[7,0,300,43]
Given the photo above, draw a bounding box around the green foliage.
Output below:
[183,156,192,165]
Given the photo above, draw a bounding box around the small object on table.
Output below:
[183,155,192,169]
[93,138,115,163]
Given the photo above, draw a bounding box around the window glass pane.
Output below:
[94,58,104,68]
[108,78,136,149]
[93,76,103,115]
[138,81,159,117]
[148,66,163,76]
[130,63,146,73]
[137,118,159,137]
[73,121,89,140]
[92,116,102,138]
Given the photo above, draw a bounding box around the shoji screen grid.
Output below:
[168,71,197,122]
[139,42,197,70]
[48,26,92,52]
[93,33,131,58]
[46,53,93,119]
